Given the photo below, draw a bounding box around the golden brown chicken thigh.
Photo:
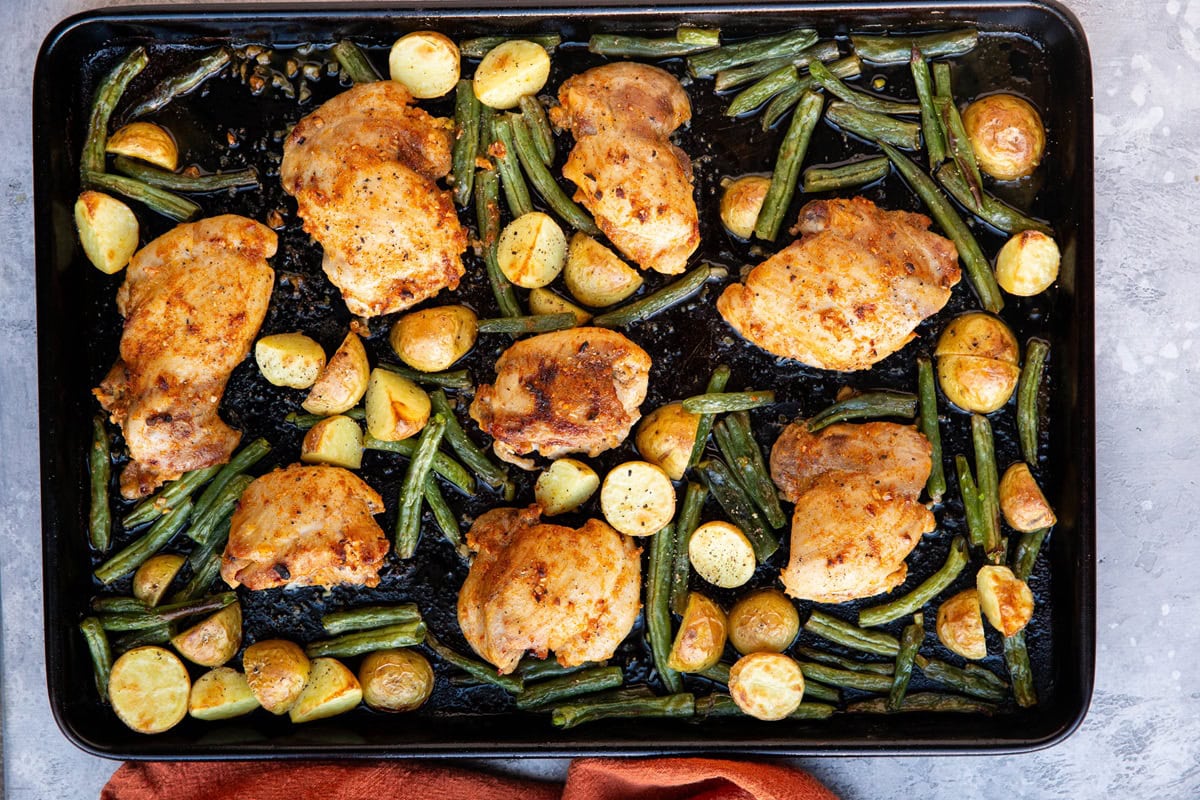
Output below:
[457,506,642,674]
[94,215,276,499]
[718,197,960,371]
[280,81,467,317]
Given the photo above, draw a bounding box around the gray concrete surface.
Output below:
[3,0,1198,797]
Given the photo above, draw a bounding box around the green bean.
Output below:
[518,658,598,683]
[97,591,236,631]
[123,465,220,528]
[933,62,952,100]
[677,27,722,46]
[915,655,1008,702]
[697,662,731,684]
[394,415,448,559]
[972,414,1005,564]
[799,679,841,704]
[686,365,731,470]
[88,416,112,552]
[95,500,192,585]
[1013,527,1049,582]
[848,692,995,714]
[647,523,683,693]
[112,156,258,192]
[807,390,918,433]
[1019,338,1051,464]
[320,604,422,636]
[552,693,695,729]
[761,55,863,130]
[802,156,890,193]
[489,114,533,219]
[956,454,986,550]
[682,391,775,415]
[451,80,481,207]
[726,65,797,117]
[517,666,625,711]
[190,438,270,523]
[363,435,475,495]
[754,90,822,241]
[851,29,979,65]
[592,264,713,328]
[796,646,895,675]
[714,41,841,92]
[696,458,778,561]
[887,613,924,711]
[917,357,947,503]
[331,40,381,84]
[935,96,985,209]
[422,478,465,558]
[809,59,920,116]
[694,693,836,720]
[825,102,922,150]
[879,143,1004,313]
[798,661,893,693]
[459,34,562,59]
[113,625,172,652]
[588,31,720,59]
[714,413,786,529]
[430,390,509,491]
[688,29,818,78]
[125,48,232,121]
[473,168,523,319]
[81,47,148,178]
[934,163,1053,235]
[286,408,366,429]
[476,312,577,335]
[670,482,707,615]
[176,548,223,602]
[82,171,200,222]
[859,536,969,627]
[804,609,900,656]
[92,596,148,614]
[1004,631,1037,707]
[187,474,254,549]
[508,114,599,234]
[424,631,524,693]
[377,363,472,390]
[911,46,946,169]
[80,617,113,701]
[305,620,427,658]
[518,95,555,167]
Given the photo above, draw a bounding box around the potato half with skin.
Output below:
[719,175,771,240]
[189,667,260,721]
[600,461,676,536]
[243,639,311,715]
[727,588,800,656]
[935,312,1021,413]
[364,368,431,442]
[962,93,1046,181]
[389,305,478,373]
[995,230,1060,297]
[389,32,460,99]
[255,332,327,389]
[529,288,592,325]
[289,657,363,723]
[359,648,434,712]
[301,414,364,469]
[473,39,551,109]
[535,458,600,516]
[75,190,139,274]
[689,521,756,589]
[303,331,370,415]
[999,462,1057,532]
[976,565,1035,637]
[171,603,242,668]
[108,646,191,734]
[132,553,185,607]
[666,592,728,672]
[635,402,701,481]
[497,212,567,288]
[728,652,806,721]
[564,233,644,307]
[936,589,988,660]
[106,121,179,171]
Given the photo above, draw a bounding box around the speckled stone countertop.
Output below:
[3,1,1197,797]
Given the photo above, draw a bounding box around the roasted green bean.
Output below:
[1004,631,1037,707]
[509,114,600,234]
[331,40,381,83]
[696,458,778,561]
[377,363,473,390]
[848,692,995,714]
[187,474,254,549]
[123,465,220,528]
[80,617,113,701]
[476,312,577,335]
[81,47,148,178]
[917,357,947,503]
[714,413,785,529]
[804,609,900,657]
[915,655,1008,702]
[424,477,468,558]
[809,59,921,116]
[670,482,707,615]
[320,604,422,636]
[825,102,922,150]
[518,95,555,167]
[935,163,1053,235]
[726,65,798,117]
[647,522,683,693]
[88,416,112,552]
[682,391,775,414]
[1013,527,1049,582]
[802,156,891,193]
[797,661,894,693]
[516,666,626,711]
[795,646,894,675]
[459,34,562,59]
[807,390,918,432]
[688,29,818,78]
[363,435,475,495]
[761,55,863,130]
[851,29,979,65]
[189,438,270,523]
[588,30,720,58]
[887,613,924,711]
[911,46,946,168]
[125,48,232,121]
[305,620,427,658]
[754,90,822,241]
[451,80,481,207]
[286,408,366,429]
[96,500,193,585]
[474,167,522,318]
[694,693,836,720]
[592,264,713,328]
[714,40,840,92]
[394,415,447,558]
[112,156,259,192]
[1019,338,1051,464]
[96,591,236,632]
[489,114,533,219]
[859,536,969,627]
[956,454,986,550]
[83,171,200,222]
[972,414,1005,564]
[425,631,524,693]
[552,693,694,729]
[686,364,731,470]
[429,390,509,491]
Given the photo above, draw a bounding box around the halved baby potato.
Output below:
[719,175,771,240]
[255,332,327,389]
[535,458,600,516]
[936,589,988,660]
[106,121,178,171]
[564,233,643,307]
[389,305,478,373]
[728,652,806,721]
[999,462,1057,532]
[302,331,370,415]
[727,588,800,656]
[108,646,191,734]
[171,602,242,668]
[689,521,756,589]
[243,639,311,716]
[935,313,1021,413]
[529,288,592,325]
[666,592,728,673]
[364,368,431,442]
[189,667,260,721]
[75,190,139,274]
[600,461,676,536]
[302,414,364,469]
[976,565,1035,637]
[473,39,551,109]
[995,230,1060,297]
[132,553,185,607]
[359,648,434,713]
[289,657,363,723]
[635,402,701,481]
[497,212,567,288]
[389,31,460,99]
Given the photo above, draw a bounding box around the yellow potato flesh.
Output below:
[301,414,364,469]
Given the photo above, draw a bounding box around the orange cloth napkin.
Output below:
[102,757,841,800]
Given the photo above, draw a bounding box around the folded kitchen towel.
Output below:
[102,757,841,800]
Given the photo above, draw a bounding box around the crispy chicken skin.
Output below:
[551,62,700,275]
[469,327,651,469]
[457,506,642,674]
[280,81,467,317]
[770,421,935,603]
[94,215,276,499]
[718,197,961,372]
[221,464,389,591]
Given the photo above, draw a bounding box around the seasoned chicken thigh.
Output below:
[718,197,961,371]
[280,81,467,317]
[221,464,389,591]
[94,215,275,499]
[469,327,651,469]
[770,421,935,603]
[457,506,642,674]
[551,62,700,275]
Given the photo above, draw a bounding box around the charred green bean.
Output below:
[592,264,713,328]
[1019,338,1051,464]
[859,536,969,627]
[754,90,822,241]
[807,390,917,432]
[802,156,890,193]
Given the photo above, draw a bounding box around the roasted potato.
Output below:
[132,553,185,607]
[189,667,260,721]
[719,175,771,239]
[961,93,1046,181]
[497,212,567,288]
[171,603,242,668]
[108,646,191,734]
[564,233,644,307]
[689,521,756,589]
[289,657,363,723]
[999,462,1057,532]
[666,592,728,672]
[364,368,431,442]
[728,652,805,721]
[535,458,600,516]
[529,288,592,325]
[105,121,178,171]
[301,414,364,469]
[243,639,311,715]
[389,305,478,373]
[255,332,327,389]
[727,588,800,655]
[302,331,370,415]
[389,31,460,99]
[995,230,1060,297]
[358,648,434,712]
[75,190,139,274]
[936,589,987,660]
[600,461,676,536]
[635,402,701,481]
[976,565,1035,637]
[473,39,551,109]
[935,312,1021,413]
